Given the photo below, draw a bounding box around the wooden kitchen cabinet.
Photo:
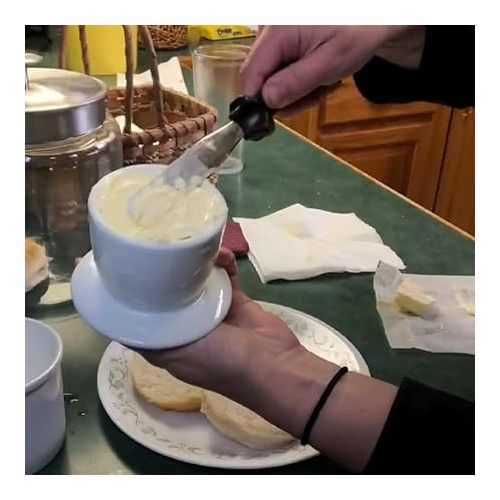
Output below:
[280,77,474,235]
[280,77,452,210]
[434,108,475,235]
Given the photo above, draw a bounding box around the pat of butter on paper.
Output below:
[455,288,475,316]
[393,277,438,319]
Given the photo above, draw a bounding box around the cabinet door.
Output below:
[434,108,475,235]
[280,77,452,210]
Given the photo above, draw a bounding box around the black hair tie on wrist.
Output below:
[300,366,349,446]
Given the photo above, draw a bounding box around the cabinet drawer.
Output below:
[319,77,439,130]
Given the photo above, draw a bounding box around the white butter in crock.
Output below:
[97,172,226,243]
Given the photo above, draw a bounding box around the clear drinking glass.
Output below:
[193,44,250,174]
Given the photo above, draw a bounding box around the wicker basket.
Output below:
[142,25,188,50]
[106,85,216,166]
[60,25,217,170]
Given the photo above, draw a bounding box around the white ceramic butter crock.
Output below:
[25,318,65,474]
[87,164,228,311]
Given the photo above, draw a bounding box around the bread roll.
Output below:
[131,355,296,449]
[25,239,49,293]
[131,353,202,411]
[201,390,295,450]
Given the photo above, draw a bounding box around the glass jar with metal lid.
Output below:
[25,58,123,306]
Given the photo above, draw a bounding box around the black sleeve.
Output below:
[353,26,474,108]
[364,378,474,474]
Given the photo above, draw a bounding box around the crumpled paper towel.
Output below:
[374,261,475,355]
[234,204,405,283]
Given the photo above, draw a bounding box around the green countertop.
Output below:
[27,30,474,475]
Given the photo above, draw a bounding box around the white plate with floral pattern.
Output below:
[97,302,370,469]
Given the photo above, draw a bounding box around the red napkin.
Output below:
[222,222,249,256]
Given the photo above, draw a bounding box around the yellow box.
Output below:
[190,25,256,41]
[64,25,138,76]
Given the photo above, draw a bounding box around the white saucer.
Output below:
[71,252,232,349]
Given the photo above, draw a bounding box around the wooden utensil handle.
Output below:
[58,25,90,75]
[136,26,166,130]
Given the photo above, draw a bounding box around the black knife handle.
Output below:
[229,95,276,141]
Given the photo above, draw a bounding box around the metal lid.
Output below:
[25,67,107,144]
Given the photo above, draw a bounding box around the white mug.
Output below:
[87,164,228,312]
[25,318,65,474]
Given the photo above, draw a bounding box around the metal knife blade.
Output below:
[127,95,276,217]
[127,121,243,216]
[156,121,243,188]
